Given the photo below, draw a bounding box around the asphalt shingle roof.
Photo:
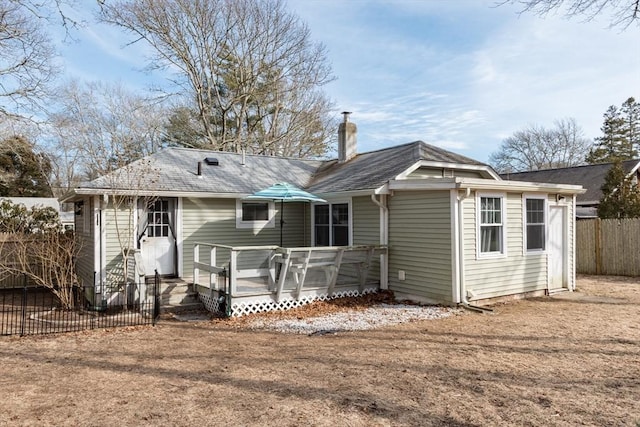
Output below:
[307,141,486,193]
[84,148,322,194]
[500,160,640,204]
[78,141,490,196]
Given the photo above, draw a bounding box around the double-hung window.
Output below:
[478,194,505,257]
[314,202,350,246]
[524,197,546,252]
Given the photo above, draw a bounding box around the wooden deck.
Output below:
[192,243,387,316]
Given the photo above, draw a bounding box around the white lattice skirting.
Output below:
[198,292,223,314]
[228,288,378,317]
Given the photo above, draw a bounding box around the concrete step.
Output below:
[160,301,206,314]
[156,279,205,313]
[160,292,199,305]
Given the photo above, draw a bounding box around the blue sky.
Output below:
[52,0,640,163]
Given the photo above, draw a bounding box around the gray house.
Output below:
[62,116,584,315]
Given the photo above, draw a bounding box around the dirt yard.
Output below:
[0,275,638,426]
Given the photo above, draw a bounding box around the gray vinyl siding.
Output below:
[75,196,95,287]
[387,191,452,302]
[104,203,135,287]
[463,192,547,300]
[181,197,307,279]
[352,196,379,245]
[351,196,381,282]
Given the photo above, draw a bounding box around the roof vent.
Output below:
[204,157,219,166]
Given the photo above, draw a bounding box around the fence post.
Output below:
[595,218,602,275]
[152,269,160,324]
[20,274,27,336]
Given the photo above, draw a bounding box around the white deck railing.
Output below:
[193,243,387,301]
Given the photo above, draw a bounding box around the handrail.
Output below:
[192,242,280,251]
[193,243,388,301]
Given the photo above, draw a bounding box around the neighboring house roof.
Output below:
[576,206,598,219]
[500,160,640,205]
[63,141,495,199]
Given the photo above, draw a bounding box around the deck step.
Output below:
[160,301,207,314]
[157,280,205,313]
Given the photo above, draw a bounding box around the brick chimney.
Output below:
[338,111,357,163]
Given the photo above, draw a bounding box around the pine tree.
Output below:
[621,97,640,154]
[598,160,640,219]
[0,136,52,197]
[586,105,636,164]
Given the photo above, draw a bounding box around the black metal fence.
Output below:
[0,274,160,337]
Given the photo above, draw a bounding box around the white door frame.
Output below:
[547,203,569,291]
[140,197,177,276]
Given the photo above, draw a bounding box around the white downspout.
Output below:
[457,187,492,313]
[371,194,389,289]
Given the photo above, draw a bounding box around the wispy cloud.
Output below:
[292,0,640,162]
[50,0,640,164]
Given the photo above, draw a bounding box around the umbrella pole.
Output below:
[280,199,284,247]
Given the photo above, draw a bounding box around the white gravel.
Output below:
[248,303,462,334]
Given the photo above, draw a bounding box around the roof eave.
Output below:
[394,160,501,180]
[389,177,585,194]
[60,187,256,200]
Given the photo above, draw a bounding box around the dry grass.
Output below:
[0,275,639,426]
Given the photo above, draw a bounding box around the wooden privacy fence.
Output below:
[576,218,640,276]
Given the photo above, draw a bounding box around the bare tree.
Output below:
[47,80,167,190]
[503,0,640,29]
[87,157,160,307]
[0,0,58,117]
[99,0,335,157]
[0,200,80,309]
[489,118,592,172]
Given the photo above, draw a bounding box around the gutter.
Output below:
[370,194,389,289]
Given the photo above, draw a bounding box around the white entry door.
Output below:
[548,205,567,291]
[140,199,176,276]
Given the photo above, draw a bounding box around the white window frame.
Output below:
[522,194,547,255]
[235,199,275,229]
[311,199,352,246]
[476,192,507,259]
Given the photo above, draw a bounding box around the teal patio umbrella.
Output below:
[244,182,326,246]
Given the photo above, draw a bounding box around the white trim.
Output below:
[450,189,460,304]
[95,195,107,297]
[394,160,423,180]
[64,188,378,201]
[522,193,548,256]
[310,198,353,246]
[132,197,138,249]
[393,160,501,181]
[235,199,276,230]
[547,203,570,291]
[572,195,577,291]
[476,192,507,259]
[317,189,377,198]
[626,160,640,178]
[176,197,183,278]
[389,177,585,194]
[369,194,388,289]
